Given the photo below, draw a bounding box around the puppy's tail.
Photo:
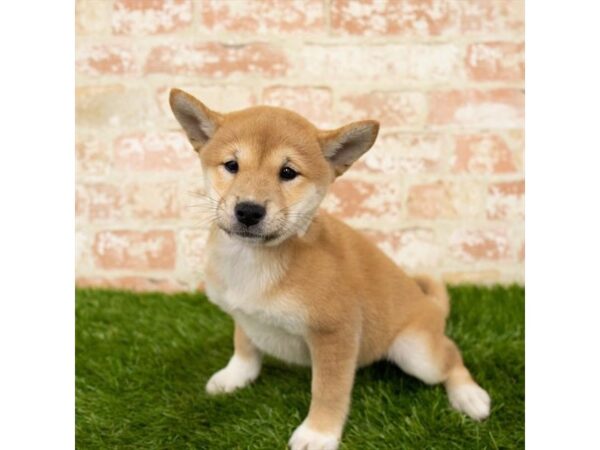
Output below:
[414,274,450,318]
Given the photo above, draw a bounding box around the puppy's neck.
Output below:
[210,227,291,294]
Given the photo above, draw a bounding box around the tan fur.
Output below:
[414,274,450,318]
[170,89,490,449]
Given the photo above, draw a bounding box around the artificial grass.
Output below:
[76,285,524,449]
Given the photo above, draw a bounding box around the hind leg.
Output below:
[387,330,490,420]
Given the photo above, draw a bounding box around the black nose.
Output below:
[235,202,266,227]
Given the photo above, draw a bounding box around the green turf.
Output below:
[76,285,524,449]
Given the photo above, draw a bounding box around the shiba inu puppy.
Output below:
[169,88,490,450]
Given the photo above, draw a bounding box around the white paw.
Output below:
[448,383,491,421]
[288,422,339,450]
[205,355,261,395]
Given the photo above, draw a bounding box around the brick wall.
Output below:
[75,0,525,292]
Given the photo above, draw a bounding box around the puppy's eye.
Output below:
[223,160,239,174]
[280,166,298,181]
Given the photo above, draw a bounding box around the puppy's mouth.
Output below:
[219,225,279,243]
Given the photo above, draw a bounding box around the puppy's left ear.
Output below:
[318,120,380,176]
[169,88,223,152]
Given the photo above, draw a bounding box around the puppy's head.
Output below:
[170,88,379,245]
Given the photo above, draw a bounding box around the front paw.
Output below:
[289,422,339,450]
[205,355,261,395]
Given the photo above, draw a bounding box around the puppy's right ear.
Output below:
[169,88,223,151]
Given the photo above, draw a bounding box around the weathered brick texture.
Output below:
[76,0,525,290]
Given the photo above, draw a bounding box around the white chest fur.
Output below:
[205,235,311,366]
